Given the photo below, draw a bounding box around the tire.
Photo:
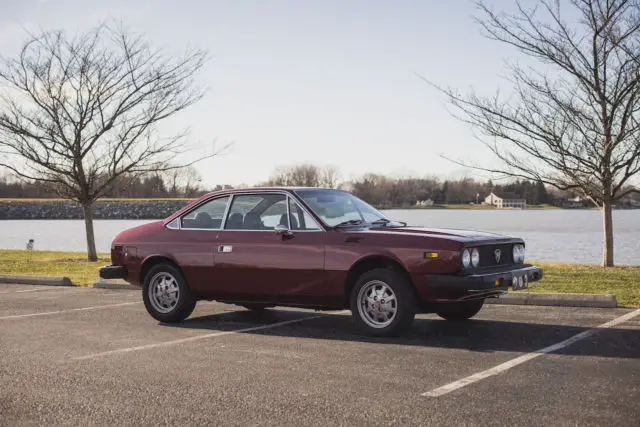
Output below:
[142,263,196,323]
[350,268,416,337]
[435,300,484,321]
[241,303,273,311]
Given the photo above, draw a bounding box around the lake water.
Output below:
[0,209,639,265]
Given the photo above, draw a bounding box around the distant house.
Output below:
[551,196,586,208]
[484,192,527,209]
[415,199,434,207]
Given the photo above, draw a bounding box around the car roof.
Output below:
[199,186,344,198]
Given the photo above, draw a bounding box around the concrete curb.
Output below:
[485,292,618,308]
[92,278,139,290]
[0,275,73,286]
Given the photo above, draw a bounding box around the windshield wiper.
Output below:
[334,219,365,227]
[371,218,407,227]
[370,218,391,225]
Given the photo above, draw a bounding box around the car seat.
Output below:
[243,212,264,229]
[194,211,214,229]
[226,212,244,229]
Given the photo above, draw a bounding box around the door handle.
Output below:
[218,245,233,253]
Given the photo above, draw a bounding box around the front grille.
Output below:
[478,244,514,267]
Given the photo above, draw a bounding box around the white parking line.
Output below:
[0,287,87,294]
[0,302,140,320]
[422,308,640,397]
[0,288,48,294]
[71,311,349,361]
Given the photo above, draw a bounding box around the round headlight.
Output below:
[512,244,525,263]
[461,249,471,268]
[471,248,480,267]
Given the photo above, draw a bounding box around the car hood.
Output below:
[358,226,521,244]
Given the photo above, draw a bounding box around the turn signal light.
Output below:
[424,252,439,259]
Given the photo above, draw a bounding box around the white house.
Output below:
[415,199,434,207]
[484,192,527,209]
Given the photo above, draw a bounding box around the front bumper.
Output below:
[99,265,128,280]
[425,264,543,301]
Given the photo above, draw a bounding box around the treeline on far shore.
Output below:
[2,164,639,209]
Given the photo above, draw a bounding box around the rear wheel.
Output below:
[435,300,484,321]
[142,263,196,323]
[350,268,416,337]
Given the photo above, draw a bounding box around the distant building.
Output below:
[551,196,586,208]
[415,199,434,207]
[484,192,527,209]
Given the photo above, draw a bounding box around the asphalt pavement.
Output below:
[1,283,638,426]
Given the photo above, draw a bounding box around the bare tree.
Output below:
[320,165,341,188]
[430,0,640,266]
[267,164,342,188]
[163,166,202,197]
[0,24,216,261]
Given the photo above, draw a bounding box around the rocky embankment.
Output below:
[0,200,192,220]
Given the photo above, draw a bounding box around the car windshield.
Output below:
[295,189,396,227]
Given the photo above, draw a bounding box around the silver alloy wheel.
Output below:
[148,272,180,314]
[357,279,398,328]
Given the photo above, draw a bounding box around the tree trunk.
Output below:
[602,201,614,267]
[82,203,98,262]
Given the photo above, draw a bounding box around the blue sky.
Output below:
[1,0,522,186]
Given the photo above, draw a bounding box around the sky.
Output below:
[0,0,527,187]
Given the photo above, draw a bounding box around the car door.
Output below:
[213,192,326,304]
[169,195,231,295]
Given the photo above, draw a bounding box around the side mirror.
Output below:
[274,224,291,236]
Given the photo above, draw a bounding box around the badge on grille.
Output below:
[494,249,502,263]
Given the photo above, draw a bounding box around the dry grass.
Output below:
[525,261,640,308]
[0,250,110,287]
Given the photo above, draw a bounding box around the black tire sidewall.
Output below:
[350,268,416,337]
[435,300,484,321]
[142,263,196,323]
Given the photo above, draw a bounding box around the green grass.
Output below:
[525,262,640,308]
[0,251,637,307]
[0,250,110,287]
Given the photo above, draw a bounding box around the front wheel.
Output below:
[350,268,416,337]
[435,300,484,321]
[142,263,196,323]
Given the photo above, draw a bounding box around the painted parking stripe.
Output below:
[0,302,140,320]
[71,310,350,361]
[0,288,49,294]
[422,308,640,397]
[0,287,87,294]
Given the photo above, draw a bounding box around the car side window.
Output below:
[288,198,321,231]
[180,196,230,229]
[224,194,287,230]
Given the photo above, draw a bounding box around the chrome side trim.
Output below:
[285,196,292,228]
[219,194,234,230]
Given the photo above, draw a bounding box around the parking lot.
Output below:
[1,283,639,426]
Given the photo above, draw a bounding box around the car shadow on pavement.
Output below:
[164,308,640,360]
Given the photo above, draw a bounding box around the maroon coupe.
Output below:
[100,187,543,336]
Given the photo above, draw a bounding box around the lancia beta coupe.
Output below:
[100,187,543,336]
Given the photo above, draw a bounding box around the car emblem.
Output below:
[494,249,502,263]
